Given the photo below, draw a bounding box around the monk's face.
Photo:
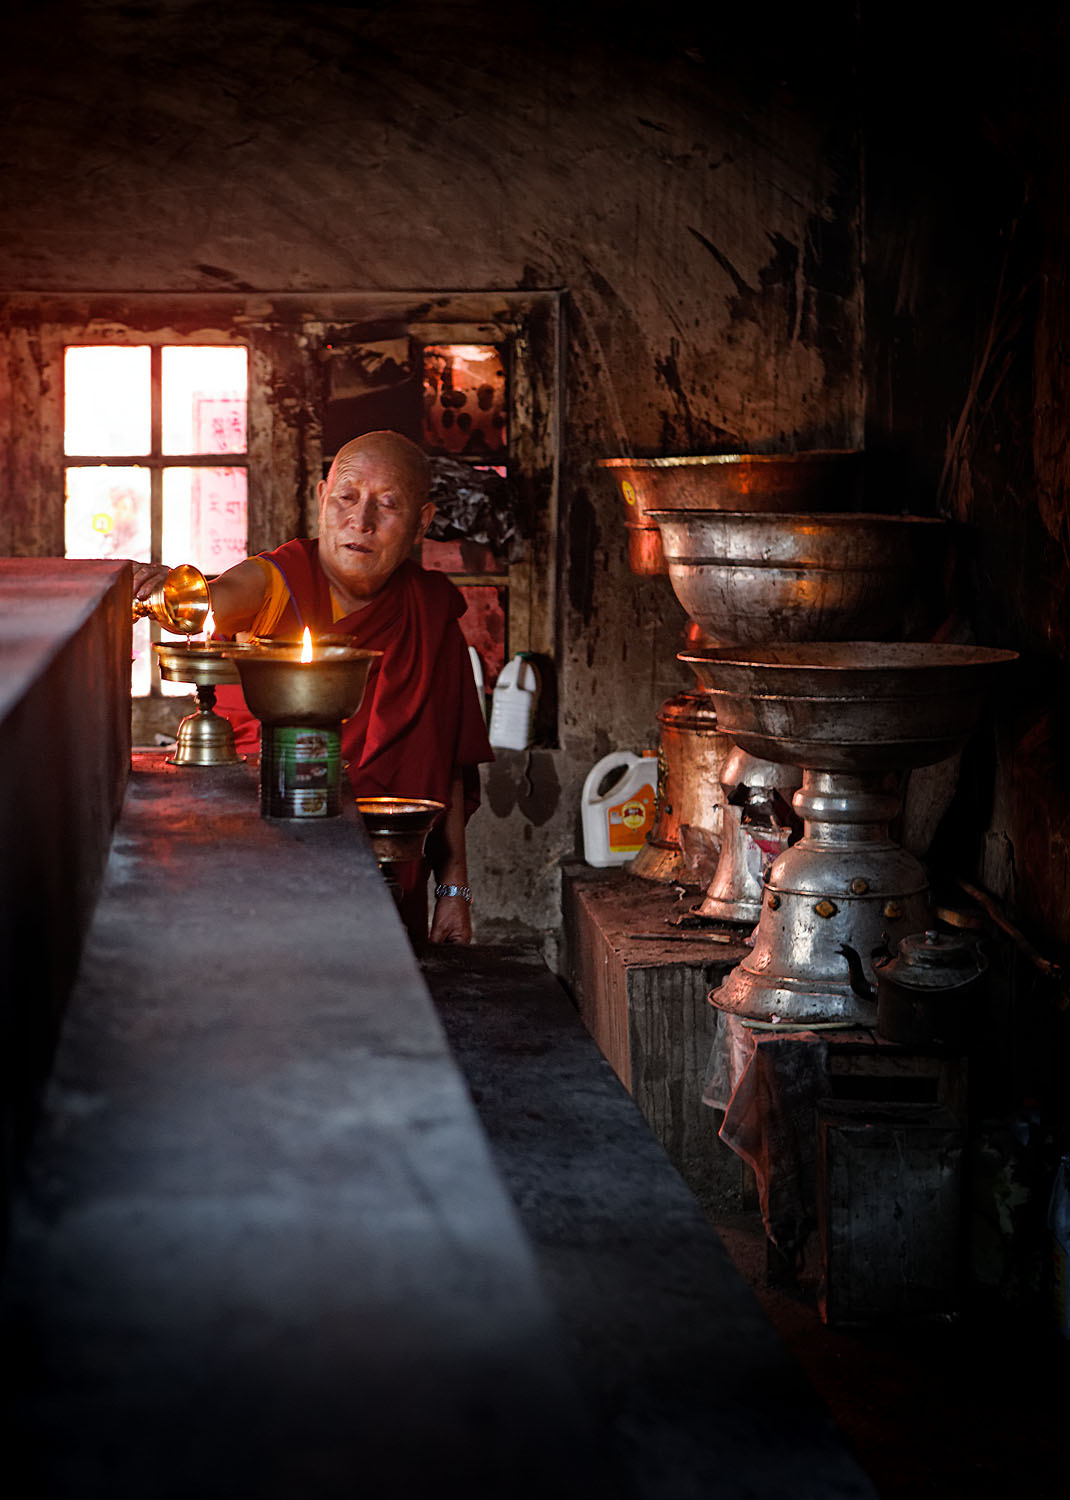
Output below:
[317,444,435,604]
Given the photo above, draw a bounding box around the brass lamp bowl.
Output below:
[133,563,211,635]
[155,640,247,688]
[226,643,381,726]
[250,633,357,651]
[356,797,446,866]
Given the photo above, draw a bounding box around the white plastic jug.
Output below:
[582,750,658,867]
[489,653,539,750]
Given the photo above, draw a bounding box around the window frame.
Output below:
[63,339,253,701]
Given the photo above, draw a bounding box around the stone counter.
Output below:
[1,755,603,1500]
[0,557,130,1163]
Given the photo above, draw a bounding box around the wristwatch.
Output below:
[434,883,472,903]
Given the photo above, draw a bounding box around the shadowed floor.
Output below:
[422,942,1070,1500]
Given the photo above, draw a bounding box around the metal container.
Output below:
[684,642,1016,773]
[356,797,446,905]
[260,725,343,818]
[683,642,1016,1024]
[875,929,988,1048]
[599,452,863,577]
[695,744,802,924]
[227,642,380,820]
[154,641,248,767]
[630,690,732,885]
[356,797,446,865]
[650,511,948,644]
[132,563,211,635]
[229,644,380,726]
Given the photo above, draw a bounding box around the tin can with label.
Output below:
[260,725,343,818]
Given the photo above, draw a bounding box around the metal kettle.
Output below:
[839,929,987,1048]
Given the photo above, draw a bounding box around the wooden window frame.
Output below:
[63,340,252,704]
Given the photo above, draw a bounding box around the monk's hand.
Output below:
[132,562,171,602]
[429,891,472,945]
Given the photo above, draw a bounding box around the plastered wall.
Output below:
[0,2,864,945]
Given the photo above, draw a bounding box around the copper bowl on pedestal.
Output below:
[648,511,948,644]
[682,642,1017,1024]
[599,452,863,576]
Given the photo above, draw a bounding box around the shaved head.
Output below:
[316,429,436,610]
[325,431,431,504]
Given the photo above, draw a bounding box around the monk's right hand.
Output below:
[132,562,170,601]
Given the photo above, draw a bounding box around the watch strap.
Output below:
[434,883,472,903]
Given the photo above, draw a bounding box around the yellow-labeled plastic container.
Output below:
[581,750,658,867]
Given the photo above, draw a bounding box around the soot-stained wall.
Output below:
[863,8,1070,1113]
[0,1,864,944]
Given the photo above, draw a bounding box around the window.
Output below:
[63,343,249,695]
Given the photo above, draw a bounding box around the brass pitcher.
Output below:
[132,563,211,635]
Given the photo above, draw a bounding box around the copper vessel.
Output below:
[630,691,733,885]
[132,563,211,635]
[649,511,947,643]
[685,642,1017,1024]
[356,797,445,904]
[599,452,863,576]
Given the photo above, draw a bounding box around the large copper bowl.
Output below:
[649,511,947,644]
[599,452,863,575]
[681,642,1018,773]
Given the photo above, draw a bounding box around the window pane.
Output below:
[64,346,150,456]
[162,346,248,455]
[163,467,248,575]
[423,344,506,456]
[65,466,151,562]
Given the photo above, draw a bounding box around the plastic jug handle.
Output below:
[582,751,639,805]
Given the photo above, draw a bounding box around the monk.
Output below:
[135,430,493,944]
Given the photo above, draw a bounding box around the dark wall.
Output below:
[0,0,864,940]
[862,5,1070,1111]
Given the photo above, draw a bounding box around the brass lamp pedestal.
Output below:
[154,643,248,767]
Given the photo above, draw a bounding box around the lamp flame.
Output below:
[301,626,314,663]
[204,608,215,640]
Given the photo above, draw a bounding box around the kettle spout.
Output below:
[838,943,876,1002]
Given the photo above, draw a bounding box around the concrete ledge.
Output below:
[0,558,130,1152]
[2,756,603,1500]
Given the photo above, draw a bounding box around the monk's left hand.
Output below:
[429,893,472,945]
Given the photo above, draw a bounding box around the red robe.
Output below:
[214,540,493,821]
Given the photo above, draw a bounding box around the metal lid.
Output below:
[886,929,987,990]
